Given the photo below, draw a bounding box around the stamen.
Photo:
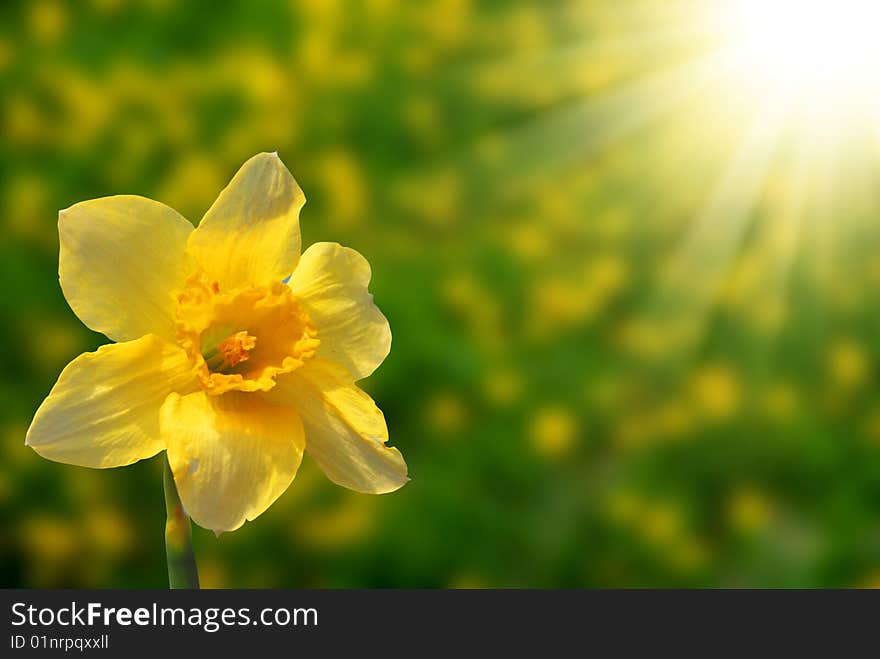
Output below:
[203,330,257,373]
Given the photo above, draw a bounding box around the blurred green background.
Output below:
[2,0,880,588]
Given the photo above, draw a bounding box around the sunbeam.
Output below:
[645,89,790,359]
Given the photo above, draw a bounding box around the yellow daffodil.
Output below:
[26,152,407,534]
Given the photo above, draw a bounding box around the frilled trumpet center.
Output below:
[175,272,319,395]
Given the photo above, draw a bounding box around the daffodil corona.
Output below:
[26,153,408,534]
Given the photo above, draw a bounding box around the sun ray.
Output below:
[645,88,791,359]
[473,48,738,190]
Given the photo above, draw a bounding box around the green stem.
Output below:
[163,454,200,589]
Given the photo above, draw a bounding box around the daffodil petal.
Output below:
[59,195,194,342]
[25,335,197,468]
[269,359,407,494]
[161,391,305,533]
[288,242,391,380]
[188,152,305,289]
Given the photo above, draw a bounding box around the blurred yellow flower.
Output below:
[760,381,799,421]
[727,489,772,534]
[158,153,226,222]
[393,168,461,226]
[315,150,368,228]
[483,368,524,406]
[689,363,741,421]
[20,515,79,564]
[26,153,407,534]
[424,391,469,436]
[24,317,85,373]
[297,497,377,549]
[653,400,695,441]
[5,173,52,243]
[827,338,870,389]
[530,406,578,459]
[84,508,134,556]
[642,502,684,546]
[861,409,880,446]
[194,555,230,589]
[29,1,67,44]
[0,37,11,73]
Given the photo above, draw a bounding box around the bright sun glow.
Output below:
[508,0,880,356]
[723,0,880,107]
